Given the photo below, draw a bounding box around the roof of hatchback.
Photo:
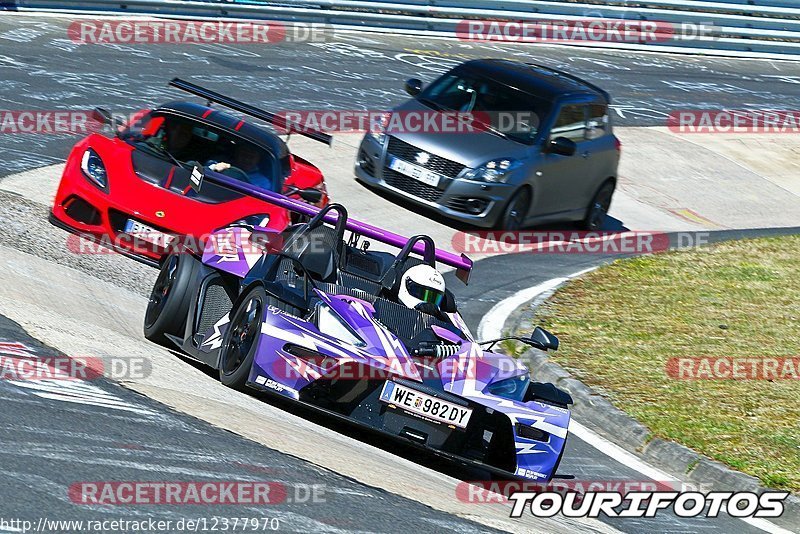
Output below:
[457,59,610,102]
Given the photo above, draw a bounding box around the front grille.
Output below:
[383,168,443,202]
[386,137,465,178]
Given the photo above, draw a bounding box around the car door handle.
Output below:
[582,151,590,158]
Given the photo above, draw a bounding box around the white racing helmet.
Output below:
[398,264,446,310]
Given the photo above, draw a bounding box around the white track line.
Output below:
[478,271,793,534]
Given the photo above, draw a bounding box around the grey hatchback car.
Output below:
[355,59,620,230]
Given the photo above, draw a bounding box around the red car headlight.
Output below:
[80,148,108,190]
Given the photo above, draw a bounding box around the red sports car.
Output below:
[50,79,332,266]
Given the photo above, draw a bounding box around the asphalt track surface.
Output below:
[1,12,799,534]
[2,14,800,177]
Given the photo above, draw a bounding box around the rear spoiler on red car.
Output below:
[190,167,473,283]
[169,78,334,147]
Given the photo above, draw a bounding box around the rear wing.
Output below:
[191,167,473,283]
[169,78,333,147]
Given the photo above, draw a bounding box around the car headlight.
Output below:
[80,148,107,189]
[316,302,365,347]
[487,373,530,401]
[368,112,390,144]
[463,158,522,183]
[234,214,271,228]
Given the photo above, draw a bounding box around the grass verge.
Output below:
[532,235,800,491]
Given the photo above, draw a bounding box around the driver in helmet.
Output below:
[398,264,446,316]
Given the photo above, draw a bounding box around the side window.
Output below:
[586,104,608,140]
[550,105,586,142]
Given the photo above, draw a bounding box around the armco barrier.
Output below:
[4,0,800,58]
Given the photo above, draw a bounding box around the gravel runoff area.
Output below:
[532,235,800,493]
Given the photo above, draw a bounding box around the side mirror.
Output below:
[92,107,125,135]
[405,78,423,97]
[298,188,323,204]
[93,107,114,126]
[549,137,577,157]
[530,326,559,351]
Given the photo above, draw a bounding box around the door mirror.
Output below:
[405,78,423,97]
[298,188,324,204]
[93,107,114,126]
[549,137,577,156]
[92,107,126,136]
[530,326,559,351]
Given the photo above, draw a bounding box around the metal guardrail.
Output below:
[5,0,800,58]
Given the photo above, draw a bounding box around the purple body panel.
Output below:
[214,285,570,482]
[201,226,277,278]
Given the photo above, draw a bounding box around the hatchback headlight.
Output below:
[368,112,390,144]
[463,158,522,183]
[487,373,530,401]
[80,148,107,189]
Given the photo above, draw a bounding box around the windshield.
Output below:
[121,112,284,193]
[417,72,551,144]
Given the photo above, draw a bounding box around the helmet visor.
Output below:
[406,279,444,307]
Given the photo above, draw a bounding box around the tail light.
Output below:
[614,137,622,154]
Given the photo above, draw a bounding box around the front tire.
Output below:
[219,286,269,390]
[144,253,200,347]
[499,188,532,230]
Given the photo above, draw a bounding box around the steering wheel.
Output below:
[202,160,252,183]
[220,166,251,183]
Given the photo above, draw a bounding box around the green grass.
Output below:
[532,235,800,492]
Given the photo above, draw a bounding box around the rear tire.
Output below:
[144,253,200,347]
[583,181,615,231]
[219,286,271,390]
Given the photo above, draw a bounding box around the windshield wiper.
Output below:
[417,97,444,111]
[140,140,184,168]
[468,116,508,139]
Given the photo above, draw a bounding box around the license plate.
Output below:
[380,381,472,429]
[124,219,174,247]
[388,157,442,188]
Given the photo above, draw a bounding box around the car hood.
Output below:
[387,99,532,168]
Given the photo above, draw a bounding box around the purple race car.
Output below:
[143,169,572,482]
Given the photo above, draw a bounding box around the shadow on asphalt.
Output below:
[355,178,630,233]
